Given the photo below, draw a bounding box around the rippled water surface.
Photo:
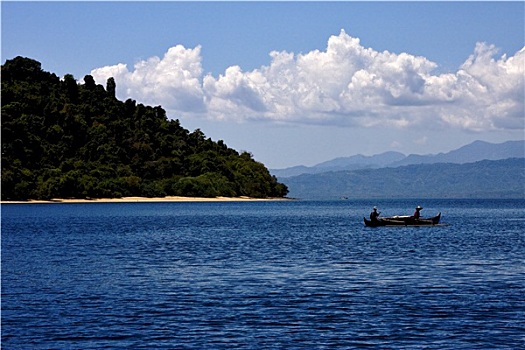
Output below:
[2,199,524,349]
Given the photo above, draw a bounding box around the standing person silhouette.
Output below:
[413,206,423,220]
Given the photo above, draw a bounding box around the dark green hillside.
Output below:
[1,57,288,200]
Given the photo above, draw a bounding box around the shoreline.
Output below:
[1,196,292,204]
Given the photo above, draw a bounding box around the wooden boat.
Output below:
[364,212,441,227]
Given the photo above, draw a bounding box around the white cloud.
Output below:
[414,136,429,146]
[92,45,206,112]
[91,30,524,132]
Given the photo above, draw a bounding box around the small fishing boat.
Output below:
[364,212,442,227]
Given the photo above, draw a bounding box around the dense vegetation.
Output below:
[1,57,288,200]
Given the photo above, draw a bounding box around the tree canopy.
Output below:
[1,56,288,200]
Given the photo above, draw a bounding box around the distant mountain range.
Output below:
[271,140,525,178]
[282,158,525,199]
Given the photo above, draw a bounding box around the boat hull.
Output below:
[364,213,441,227]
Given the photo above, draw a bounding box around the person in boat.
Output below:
[412,205,423,220]
[370,207,380,222]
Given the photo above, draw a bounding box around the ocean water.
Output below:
[2,199,524,349]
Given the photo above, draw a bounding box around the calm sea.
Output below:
[2,199,524,349]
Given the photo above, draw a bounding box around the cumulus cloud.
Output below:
[91,30,524,131]
[92,45,206,112]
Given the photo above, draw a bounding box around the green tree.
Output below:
[83,75,96,89]
[1,57,289,200]
[106,77,116,98]
[63,74,79,103]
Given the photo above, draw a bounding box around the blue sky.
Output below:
[2,1,524,168]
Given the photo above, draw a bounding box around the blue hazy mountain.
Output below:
[282,158,525,199]
[271,151,406,178]
[271,140,524,178]
[390,140,525,167]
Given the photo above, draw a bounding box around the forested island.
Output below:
[1,57,288,201]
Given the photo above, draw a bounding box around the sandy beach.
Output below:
[1,196,291,204]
